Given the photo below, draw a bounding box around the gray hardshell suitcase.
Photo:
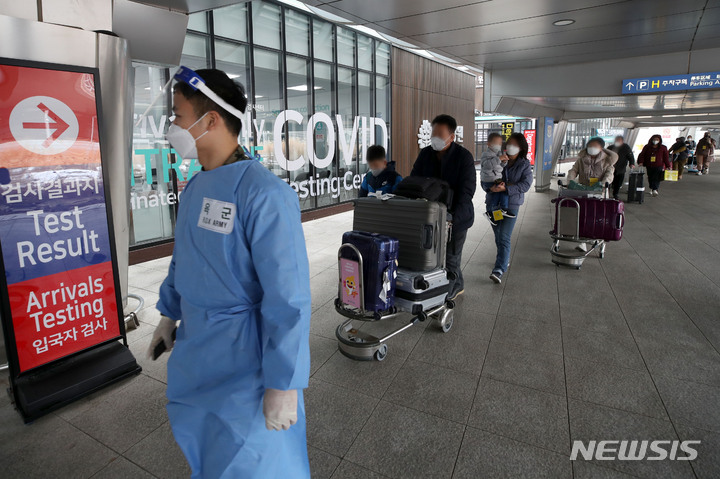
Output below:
[353,197,447,271]
[394,268,450,315]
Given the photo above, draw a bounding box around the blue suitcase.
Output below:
[340,231,399,313]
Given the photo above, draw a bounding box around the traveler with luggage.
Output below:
[410,114,476,300]
[149,67,312,478]
[685,135,697,171]
[359,145,402,197]
[480,132,515,225]
[487,133,533,284]
[669,137,689,179]
[696,132,712,175]
[637,134,671,196]
[567,137,618,189]
[608,135,635,199]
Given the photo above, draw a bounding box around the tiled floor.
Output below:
[2,167,720,478]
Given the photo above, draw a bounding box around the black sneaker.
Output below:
[501,210,516,218]
[484,212,497,226]
[489,272,502,284]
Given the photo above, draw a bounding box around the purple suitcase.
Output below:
[340,231,399,312]
[551,197,625,241]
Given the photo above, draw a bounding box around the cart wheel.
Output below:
[439,309,454,333]
[374,344,388,361]
[446,299,456,309]
[575,266,581,270]
[418,311,428,322]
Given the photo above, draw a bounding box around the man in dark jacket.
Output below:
[608,135,635,200]
[410,114,476,300]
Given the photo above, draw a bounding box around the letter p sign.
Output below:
[638,80,649,91]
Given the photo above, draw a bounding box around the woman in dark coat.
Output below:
[637,134,671,197]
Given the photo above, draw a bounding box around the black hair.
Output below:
[174,69,247,136]
[506,132,528,158]
[431,114,457,134]
[587,136,605,148]
[488,132,503,143]
[366,145,386,162]
[615,135,624,141]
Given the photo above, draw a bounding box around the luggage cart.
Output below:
[334,243,455,362]
[550,182,609,269]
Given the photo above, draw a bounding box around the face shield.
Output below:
[135,66,246,126]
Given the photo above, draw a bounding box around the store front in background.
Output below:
[130,1,391,253]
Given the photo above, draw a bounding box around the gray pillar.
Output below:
[534,117,556,191]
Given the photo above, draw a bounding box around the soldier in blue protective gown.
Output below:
[149,67,311,479]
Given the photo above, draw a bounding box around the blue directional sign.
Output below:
[622,72,720,94]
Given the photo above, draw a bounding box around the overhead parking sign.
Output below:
[0,61,124,374]
[622,71,720,94]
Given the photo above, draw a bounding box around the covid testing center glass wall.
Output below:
[129,0,391,248]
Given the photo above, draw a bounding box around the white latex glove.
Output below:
[146,315,176,360]
[263,388,298,431]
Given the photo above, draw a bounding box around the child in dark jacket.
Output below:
[359,145,402,197]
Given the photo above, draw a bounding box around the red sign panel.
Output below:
[0,63,122,373]
[524,130,537,166]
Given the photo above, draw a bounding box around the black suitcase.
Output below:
[627,170,645,204]
[353,197,447,271]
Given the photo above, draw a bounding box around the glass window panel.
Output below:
[357,34,372,71]
[181,33,210,70]
[336,27,355,67]
[313,19,333,62]
[376,42,390,75]
[358,71,372,171]
[285,9,309,56]
[337,67,357,202]
[375,75,390,152]
[313,62,336,207]
[131,65,177,247]
[214,40,252,146]
[252,2,281,50]
[285,56,314,209]
[213,3,248,41]
[253,49,284,180]
[187,12,207,33]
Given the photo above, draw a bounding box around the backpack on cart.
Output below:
[393,177,453,208]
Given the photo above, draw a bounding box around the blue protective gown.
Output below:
[157,158,312,479]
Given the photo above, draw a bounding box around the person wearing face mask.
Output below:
[487,133,533,284]
[669,137,689,179]
[359,145,402,197]
[410,114,476,300]
[148,67,312,478]
[479,132,514,225]
[608,135,635,200]
[638,134,671,196]
[695,132,713,175]
[567,137,618,189]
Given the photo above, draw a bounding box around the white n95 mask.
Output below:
[587,146,601,156]
[166,113,209,159]
[430,136,449,151]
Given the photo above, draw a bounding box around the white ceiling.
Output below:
[309,0,720,70]
[130,0,720,124]
[130,0,720,71]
